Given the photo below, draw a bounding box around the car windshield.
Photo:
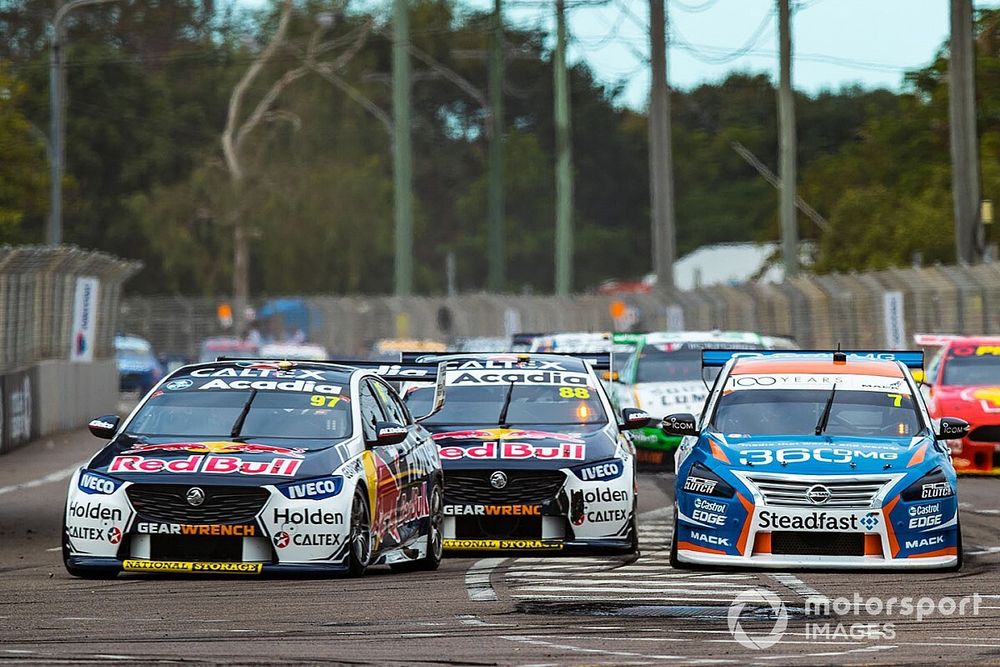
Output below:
[127,390,352,440]
[711,388,922,437]
[943,354,1000,386]
[405,384,607,426]
[635,347,704,383]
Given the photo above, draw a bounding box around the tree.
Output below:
[0,64,47,242]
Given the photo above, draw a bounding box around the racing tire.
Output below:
[668,504,685,569]
[62,523,118,579]
[626,501,640,555]
[391,479,444,573]
[946,520,963,573]
[347,487,373,577]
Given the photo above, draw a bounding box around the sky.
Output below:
[457,0,1000,109]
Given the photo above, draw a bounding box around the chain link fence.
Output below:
[119,263,1000,357]
[0,246,142,372]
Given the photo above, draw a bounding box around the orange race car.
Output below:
[915,334,1000,474]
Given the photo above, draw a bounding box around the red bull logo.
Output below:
[123,441,307,458]
[432,429,583,444]
[438,441,586,461]
[108,454,302,477]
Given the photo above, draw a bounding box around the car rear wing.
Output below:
[913,334,962,348]
[701,349,925,370]
[398,351,612,371]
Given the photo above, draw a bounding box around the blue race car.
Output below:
[664,349,969,571]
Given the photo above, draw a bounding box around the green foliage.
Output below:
[3,0,991,293]
[0,63,47,242]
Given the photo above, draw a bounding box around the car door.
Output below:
[366,378,427,549]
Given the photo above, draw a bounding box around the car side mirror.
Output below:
[662,413,699,437]
[910,369,926,384]
[620,408,652,430]
[368,421,408,447]
[602,370,620,382]
[89,415,120,439]
[936,416,970,440]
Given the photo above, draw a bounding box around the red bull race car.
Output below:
[915,335,1000,474]
[64,359,444,577]
[365,352,650,555]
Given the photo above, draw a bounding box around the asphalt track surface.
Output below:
[2,424,1000,665]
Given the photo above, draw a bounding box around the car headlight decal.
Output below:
[276,475,344,501]
[900,467,953,502]
[77,470,123,496]
[682,462,735,499]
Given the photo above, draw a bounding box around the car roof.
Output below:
[643,331,765,345]
[731,356,905,378]
[173,359,357,381]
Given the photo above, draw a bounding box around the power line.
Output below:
[671,0,721,13]
[669,7,774,65]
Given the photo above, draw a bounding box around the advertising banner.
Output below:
[2,367,37,453]
[70,276,100,362]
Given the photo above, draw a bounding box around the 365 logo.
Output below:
[727,588,788,650]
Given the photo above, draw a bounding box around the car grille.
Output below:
[127,484,269,525]
[445,470,566,505]
[771,531,864,556]
[745,474,892,508]
[969,425,1000,443]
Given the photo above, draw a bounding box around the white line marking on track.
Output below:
[0,462,83,496]
[465,557,506,601]
[500,634,692,662]
[768,572,826,599]
[45,547,61,552]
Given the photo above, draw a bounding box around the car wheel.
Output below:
[62,523,117,579]
[391,479,444,572]
[627,500,640,555]
[946,519,963,572]
[347,487,372,577]
[669,503,684,569]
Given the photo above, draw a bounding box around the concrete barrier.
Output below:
[33,359,118,440]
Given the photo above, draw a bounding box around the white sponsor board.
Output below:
[882,291,906,350]
[70,276,100,362]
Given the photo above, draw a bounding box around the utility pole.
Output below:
[649,0,676,290]
[777,0,798,277]
[949,0,983,264]
[48,0,122,245]
[488,0,506,291]
[554,0,574,295]
[393,0,414,295]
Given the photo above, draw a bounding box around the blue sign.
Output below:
[277,475,344,501]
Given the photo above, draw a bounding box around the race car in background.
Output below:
[528,331,639,372]
[613,331,796,468]
[198,337,259,363]
[115,335,164,394]
[914,334,1000,474]
[665,349,967,570]
[391,352,649,554]
[64,359,443,577]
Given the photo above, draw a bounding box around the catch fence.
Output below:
[119,263,1000,357]
[0,245,141,372]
